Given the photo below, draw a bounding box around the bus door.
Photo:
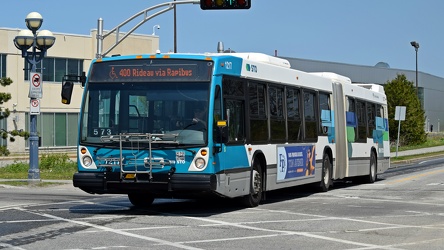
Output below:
[214,78,248,170]
[332,82,348,179]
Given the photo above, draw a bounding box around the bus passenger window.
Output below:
[367,103,376,138]
[249,82,268,143]
[287,88,301,142]
[319,92,331,135]
[356,100,367,142]
[304,91,317,142]
[346,97,357,143]
[269,86,285,142]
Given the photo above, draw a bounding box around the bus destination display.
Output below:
[90,59,212,82]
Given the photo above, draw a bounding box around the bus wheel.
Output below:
[366,152,377,183]
[128,193,155,208]
[242,160,263,207]
[319,154,332,192]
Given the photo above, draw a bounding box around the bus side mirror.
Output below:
[61,81,74,105]
[80,72,86,87]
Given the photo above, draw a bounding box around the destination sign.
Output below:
[89,59,213,83]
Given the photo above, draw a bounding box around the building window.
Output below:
[0,54,6,78]
[0,117,7,147]
[25,57,83,82]
[25,112,79,147]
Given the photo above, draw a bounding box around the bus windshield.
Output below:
[80,80,210,147]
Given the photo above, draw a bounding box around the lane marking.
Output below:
[0,243,26,250]
[16,207,204,250]
[158,210,403,250]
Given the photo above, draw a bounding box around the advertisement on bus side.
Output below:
[277,145,316,181]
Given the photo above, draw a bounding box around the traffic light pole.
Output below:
[96,0,199,59]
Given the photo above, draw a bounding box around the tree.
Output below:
[384,74,426,146]
[0,77,29,156]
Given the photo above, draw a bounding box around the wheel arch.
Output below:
[371,146,378,164]
[322,146,333,179]
[322,146,333,163]
[251,150,267,192]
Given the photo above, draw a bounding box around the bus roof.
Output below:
[352,83,386,94]
[308,72,352,85]
[222,53,291,68]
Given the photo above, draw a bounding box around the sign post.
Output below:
[395,106,406,157]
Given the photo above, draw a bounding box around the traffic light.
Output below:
[200,0,250,10]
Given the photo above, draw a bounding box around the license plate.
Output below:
[124,173,135,179]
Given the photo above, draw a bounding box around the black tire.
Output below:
[128,193,155,208]
[319,154,332,192]
[365,152,377,183]
[241,160,263,207]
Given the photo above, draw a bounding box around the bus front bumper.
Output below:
[73,172,217,196]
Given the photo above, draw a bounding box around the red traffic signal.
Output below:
[200,0,250,10]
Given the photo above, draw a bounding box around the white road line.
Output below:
[320,194,444,207]
[348,238,444,250]
[174,233,287,244]
[251,207,444,231]
[159,211,403,250]
[79,225,190,234]
[0,219,59,224]
[0,203,39,211]
[0,243,26,250]
[16,207,204,250]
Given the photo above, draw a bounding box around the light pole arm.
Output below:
[96,0,199,58]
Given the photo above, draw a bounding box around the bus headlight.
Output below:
[194,158,206,169]
[82,156,93,167]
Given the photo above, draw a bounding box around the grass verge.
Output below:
[0,153,77,180]
[0,181,64,187]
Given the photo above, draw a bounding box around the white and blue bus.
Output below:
[62,52,390,207]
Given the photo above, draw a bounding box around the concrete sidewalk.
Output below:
[391,145,444,158]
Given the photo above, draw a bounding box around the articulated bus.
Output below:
[62,52,390,207]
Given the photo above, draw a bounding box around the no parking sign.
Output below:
[29,72,42,98]
[30,99,40,115]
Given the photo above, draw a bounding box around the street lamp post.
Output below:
[410,41,419,96]
[13,12,55,182]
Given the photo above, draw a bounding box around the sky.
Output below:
[2,0,443,77]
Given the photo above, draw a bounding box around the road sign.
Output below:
[29,72,43,99]
[30,99,40,115]
[395,106,406,157]
[395,106,406,121]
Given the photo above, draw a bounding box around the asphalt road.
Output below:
[1,159,443,250]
